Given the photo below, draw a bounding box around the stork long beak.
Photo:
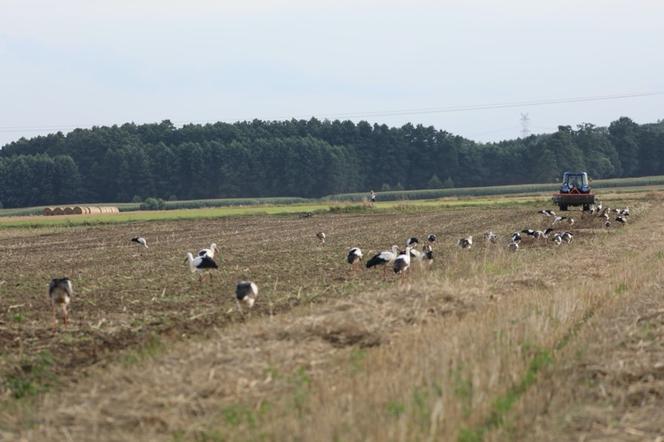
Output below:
[184,257,189,264]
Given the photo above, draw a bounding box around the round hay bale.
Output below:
[43,207,53,216]
[89,207,101,214]
[72,206,83,215]
[52,207,64,216]
[99,206,119,214]
[63,207,74,215]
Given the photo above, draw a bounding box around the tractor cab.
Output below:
[560,171,590,194]
[552,171,595,211]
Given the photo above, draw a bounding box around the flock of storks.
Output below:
[344,235,435,277]
[47,237,257,331]
[46,202,630,331]
[342,202,630,273]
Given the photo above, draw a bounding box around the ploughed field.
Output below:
[1,197,663,441]
[0,207,534,379]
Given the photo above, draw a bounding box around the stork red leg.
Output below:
[52,304,57,333]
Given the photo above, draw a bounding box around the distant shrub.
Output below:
[140,197,166,210]
[131,195,143,203]
[427,174,443,189]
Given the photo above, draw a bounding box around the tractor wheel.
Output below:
[559,204,568,211]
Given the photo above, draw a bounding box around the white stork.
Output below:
[316,232,326,244]
[422,244,434,266]
[185,252,219,282]
[484,231,497,244]
[551,233,563,245]
[48,277,73,331]
[523,228,551,239]
[552,216,568,226]
[525,227,554,240]
[198,243,220,259]
[131,237,148,248]
[409,247,423,260]
[522,228,537,238]
[457,236,473,249]
[540,227,554,239]
[366,245,400,273]
[347,247,363,270]
[406,237,419,248]
[393,247,412,275]
[235,281,258,308]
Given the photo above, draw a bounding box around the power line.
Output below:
[297,91,664,120]
[1,90,662,134]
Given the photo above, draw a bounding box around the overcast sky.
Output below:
[1,0,663,146]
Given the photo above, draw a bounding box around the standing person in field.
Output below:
[370,190,376,206]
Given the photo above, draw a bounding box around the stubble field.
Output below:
[1,193,663,441]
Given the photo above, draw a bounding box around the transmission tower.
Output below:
[520,113,530,138]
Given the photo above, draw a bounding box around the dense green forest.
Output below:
[0,117,662,208]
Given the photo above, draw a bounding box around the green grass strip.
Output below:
[326,175,664,202]
[0,197,542,229]
[458,349,553,442]
[458,301,601,442]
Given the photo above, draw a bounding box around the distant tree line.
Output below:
[0,117,662,208]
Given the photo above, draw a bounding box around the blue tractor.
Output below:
[552,171,595,211]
